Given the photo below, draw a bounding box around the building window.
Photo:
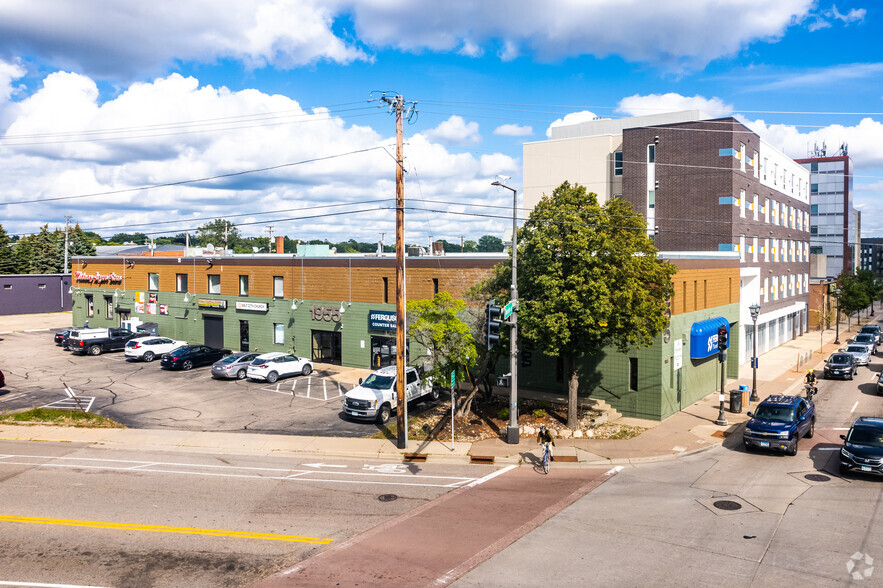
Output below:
[148,273,159,291]
[740,142,746,172]
[629,357,638,391]
[86,295,94,317]
[433,278,439,295]
[647,144,655,163]
[753,194,759,221]
[614,151,623,176]
[739,189,746,217]
[274,323,284,345]
[383,277,389,304]
[239,275,249,296]
[739,235,745,262]
[176,274,188,293]
[208,274,221,294]
[105,296,114,320]
[764,238,769,262]
[763,157,768,180]
[774,163,779,186]
[38,283,46,289]
[752,236,758,262]
[753,150,759,178]
[764,198,770,223]
[273,276,284,298]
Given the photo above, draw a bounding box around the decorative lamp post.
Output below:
[749,303,761,402]
[834,288,842,345]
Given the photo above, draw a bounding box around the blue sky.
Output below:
[0,1,881,245]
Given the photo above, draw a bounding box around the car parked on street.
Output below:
[160,345,229,370]
[859,325,882,345]
[852,334,878,355]
[843,344,871,367]
[246,352,313,383]
[824,353,857,380]
[743,395,815,455]
[124,337,187,362]
[877,372,883,396]
[343,365,438,425]
[69,327,137,356]
[839,416,883,476]
[211,352,260,380]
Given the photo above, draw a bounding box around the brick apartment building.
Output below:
[524,110,811,365]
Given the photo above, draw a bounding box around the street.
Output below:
[0,440,497,587]
[453,358,883,587]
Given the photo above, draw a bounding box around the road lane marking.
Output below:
[0,453,476,487]
[0,581,111,587]
[833,428,850,431]
[0,515,332,544]
[851,401,859,413]
[465,464,516,488]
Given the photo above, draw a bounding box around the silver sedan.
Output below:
[843,345,871,367]
[211,352,260,380]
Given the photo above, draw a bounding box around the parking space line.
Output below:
[0,393,27,402]
[40,397,96,412]
[851,401,859,413]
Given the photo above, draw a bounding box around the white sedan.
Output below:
[246,352,313,383]
[124,337,188,362]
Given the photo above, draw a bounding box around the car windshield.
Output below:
[846,346,866,354]
[847,426,883,448]
[830,354,852,363]
[855,335,875,343]
[361,374,395,390]
[860,327,879,334]
[220,354,242,364]
[753,405,796,423]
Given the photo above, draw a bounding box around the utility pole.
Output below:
[265,225,274,254]
[63,216,71,274]
[378,232,385,255]
[460,235,464,253]
[224,222,229,254]
[378,92,417,450]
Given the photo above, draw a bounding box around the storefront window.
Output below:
[148,273,159,291]
[105,296,113,320]
[273,276,284,298]
[208,274,221,294]
[274,323,284,345]
[86,295,94,317]
[239,275,249,296]
[176,274,188,293]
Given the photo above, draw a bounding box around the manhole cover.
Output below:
[713,500,743,511]
[805,473,830,482]
[378,494,398,502]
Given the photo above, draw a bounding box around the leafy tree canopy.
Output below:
[407,292,477,386]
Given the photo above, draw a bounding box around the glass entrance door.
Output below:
[240,320,249,351]
[311,330,342,365]
[370,336,396,368]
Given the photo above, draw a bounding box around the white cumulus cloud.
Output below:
[422,115,481,146]
[494,124,533,137]
[617,93,734,118]
[546,111,600,138]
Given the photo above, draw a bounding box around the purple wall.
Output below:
[0,274,72,315]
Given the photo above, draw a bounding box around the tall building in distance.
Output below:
[795,146,855,279]
[523,111,811,365]
[860,237,883,278]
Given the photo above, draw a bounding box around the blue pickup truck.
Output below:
[743,395,815,456]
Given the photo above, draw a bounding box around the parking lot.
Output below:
[0,330,440,437]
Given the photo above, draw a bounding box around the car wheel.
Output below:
[143,351,155,362]
[89,345,101,356]
[786,442,798,456]
[840,463,850,476]
[805,419,815,439]
[743,442,753,452]
[848,371,854,381]
[182,360,193,371]
[429,386,440,402]
[236,368,247,380]
[266,371,279,384]
[302,364,312,376]
[376,404,391,425]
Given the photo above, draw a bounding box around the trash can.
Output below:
[729,389,743,413]
[738,384,751,408]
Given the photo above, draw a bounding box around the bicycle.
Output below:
[540,442,551,474]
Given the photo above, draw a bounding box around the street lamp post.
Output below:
[492,178,519,445]
[834,288,842,345]
[749,303,760,403]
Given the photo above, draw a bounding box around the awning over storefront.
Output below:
[690,317,729,360]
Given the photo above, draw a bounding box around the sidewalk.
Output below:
[0,312,879,465]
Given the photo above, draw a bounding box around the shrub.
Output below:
[532,409,547,418]
[497,407,510,420]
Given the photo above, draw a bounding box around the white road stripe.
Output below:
[832,427,850,431]
[0,581,112,588]
[851,401,859,413]
[816,447,840,451]
[465,464,517,488]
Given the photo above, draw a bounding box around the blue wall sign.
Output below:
[690,317,730,360]
[368,310,396,331]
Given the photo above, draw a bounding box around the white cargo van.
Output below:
[343,365,438,424]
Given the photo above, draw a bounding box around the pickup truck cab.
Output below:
[743,395,815,456]
[69,327,137,356]
[343,365,438,424]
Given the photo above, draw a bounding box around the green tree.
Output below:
[108,232,148,245]
[0,224,14,274]
[69,224,97,258]
[195,219,240,250]
[837,272,870,328]
[463,240,478,253]
[518,182,676,428]
[477,235,504,252]
[407,292,477,387]
[13,225,64,274]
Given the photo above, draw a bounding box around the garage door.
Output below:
[203,315,224,349]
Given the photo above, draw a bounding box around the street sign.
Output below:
[450,370,455,389]
[503,300,514,320]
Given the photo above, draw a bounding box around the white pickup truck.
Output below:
[343,365,439,424]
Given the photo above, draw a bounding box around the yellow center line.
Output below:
[0,515,333,544]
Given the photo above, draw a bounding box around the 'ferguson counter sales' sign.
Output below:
[369,310,396,331]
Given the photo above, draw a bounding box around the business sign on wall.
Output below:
[198,299,227,310]
[689,317,729,360]
[236,301,268,312]
[75,271,122,284]
[369,310,396,331]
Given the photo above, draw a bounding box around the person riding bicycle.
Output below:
[805,368,817,386]
[537,425,555,461]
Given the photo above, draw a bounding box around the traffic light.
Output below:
[717,325,728,351]
[486,299,502,350]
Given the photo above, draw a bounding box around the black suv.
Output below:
[840,417,883,476]
[824,352,857,380]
